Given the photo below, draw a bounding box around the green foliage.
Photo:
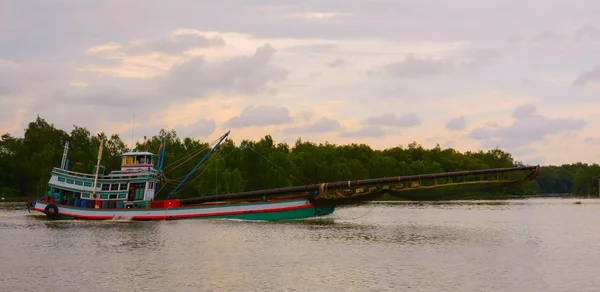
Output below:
[1,116,594,199]
[535,163,600,196]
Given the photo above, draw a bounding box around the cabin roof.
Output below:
[122,151,156,156]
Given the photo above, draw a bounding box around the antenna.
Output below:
[131,113,135,151]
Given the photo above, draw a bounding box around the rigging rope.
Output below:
[230,134,306,186]
[165,146,224,198]
[161,137,221,173]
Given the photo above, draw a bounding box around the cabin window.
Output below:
[123,156,134,165]
[110,184,119,191]
[120,183,127,190]
[84,182,92,187]
[58,177,66,182]
[109,194,117,199]
[66,179,74,184]
[101,184,110,191]
[75,181,83,186]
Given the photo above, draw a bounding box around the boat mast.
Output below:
[166,131,230,200]
[91,137,105,196]
[60,141,70,169]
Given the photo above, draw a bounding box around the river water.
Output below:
[1,198,599,291]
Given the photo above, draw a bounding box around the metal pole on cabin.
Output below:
[60,141,69,169]
[91,137,104,196]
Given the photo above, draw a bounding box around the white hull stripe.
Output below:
[33,200,314,219]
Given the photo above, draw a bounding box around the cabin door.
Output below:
[128,182,146,201]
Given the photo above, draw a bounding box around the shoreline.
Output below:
[1,196,37,203]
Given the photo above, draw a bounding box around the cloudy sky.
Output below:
[1,0,600,166]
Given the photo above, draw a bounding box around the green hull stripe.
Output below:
[171,206,336,221]
[49,206,335,221]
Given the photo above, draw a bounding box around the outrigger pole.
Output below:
[165,131,230,200]
[178,165,541,205]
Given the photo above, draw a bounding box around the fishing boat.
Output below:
[31,132,334,220]
[30,131,541,221]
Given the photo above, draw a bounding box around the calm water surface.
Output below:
[1,198,599,291]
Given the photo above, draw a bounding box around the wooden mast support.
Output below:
[91,137,104,197]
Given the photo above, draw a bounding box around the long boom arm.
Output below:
[166,131,230,199]
[178,165,540,205]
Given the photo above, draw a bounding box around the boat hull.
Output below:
[32,198,335,221]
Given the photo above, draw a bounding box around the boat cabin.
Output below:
[44,151,160,209]
[121,151,155,171]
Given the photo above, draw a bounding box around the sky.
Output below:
[1,0,600,166]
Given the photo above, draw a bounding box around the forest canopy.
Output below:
[1,117,599,199]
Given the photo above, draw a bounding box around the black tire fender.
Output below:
[44,204,59,218]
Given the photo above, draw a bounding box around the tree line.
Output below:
[0,117,598,199]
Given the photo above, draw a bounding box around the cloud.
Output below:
[522,156,546,166]
[13,42,290,135]
[508,147,536,156]
[283,44,338,54]
[160,44,288,99]
[381,52,495,79]
[340,126,386,138]
[485,122,499,128]
[0,59,20,96]
[469,105,587,148]
[574,24,600,41]
[365,113,421,128]
[584,137,600,145]
[223,105,293,128]
[383,56,455,78]
[512,104,537,119]
[284,12,353,20]
[328,59,346,68]
[573,65,600,86]
[445,116,466,131]
[119,32,226,55]
[443,140,456,149]
[532,30,563,42]
[175,118,216,138]
[2,1,600,166]
[283,117,341,134]
[469,128,494,140]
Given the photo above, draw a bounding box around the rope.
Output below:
[230,134,306,185]
[161,137,221,173]
[165,146,224,198]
